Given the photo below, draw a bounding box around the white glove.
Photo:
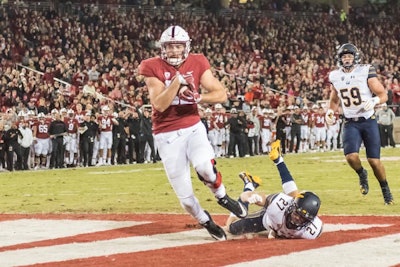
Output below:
[176,72,195,89]
[247,193,263,204]
[363,96,380,111]
[268,230,277,239]
[325,109,335,125]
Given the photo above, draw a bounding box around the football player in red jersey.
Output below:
[212,103,228,157]
[33,113,51,169]
[97,105,118,166]
[312,107,327,152]
[300,106,311,153]
[139,25,247,241]
[204,108,218,156]
[64,109,79,167]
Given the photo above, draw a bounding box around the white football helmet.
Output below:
[160,25,191,66]
[102,105,110,115]
[37,112,45,119]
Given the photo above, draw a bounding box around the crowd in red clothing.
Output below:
[0,1,399,171]
[1,1,400,119]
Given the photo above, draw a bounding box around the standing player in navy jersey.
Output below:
[139,25,247,241]
[326,43,393,205]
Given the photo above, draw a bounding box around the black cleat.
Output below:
[218,194,248,218]
[358,169,369,195]
[201,210,226,241]
[381,185,394,205]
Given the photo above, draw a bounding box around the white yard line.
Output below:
[226,233,400,267]
[88,168,164,175]
[0,229,213,267]
[322,223,392,232]
[0,219,146,247]
[0,219,396,267]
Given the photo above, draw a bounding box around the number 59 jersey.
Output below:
[262,193,323,239]
[329,64,376,119]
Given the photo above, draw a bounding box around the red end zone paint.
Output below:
[1,214,399,267]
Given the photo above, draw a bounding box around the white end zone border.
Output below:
[0,218,398,266]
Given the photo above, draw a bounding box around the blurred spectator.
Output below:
[79,112,98,167]
[376,103,396,148]
[18,119,34,170]
[247,107,260,156]
[111,110,128,165]
[139,108,157,163]
[0,1,399,170]
[289,106,303,153]
[0,122,6,171]
[275,108,289,154]
[4,121,23,171]
[126,108,142,164]
[49,111,67,169]
[227,108,247,158]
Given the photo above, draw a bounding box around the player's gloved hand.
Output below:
[363,96,380,111]
[268,229,277,239]
[247,193,263,204]
[176,72,195,90]
[178,86,202,103]
[325,109,335,125]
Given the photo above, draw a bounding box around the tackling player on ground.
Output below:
[326,43,394,205]
[225,139,323,239]
[138,25,247,241]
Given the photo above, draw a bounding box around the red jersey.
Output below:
[28,118,37,130]
[285,113,292,126]
[206,117,216,131]
[64,118,79,134]
[260,115,273,130]
[98,115,114,132]
[213,112,227,129]
[75,111,85,124]
[313,113,326,128]
[35,120,50,139]
[301,112,311,126]
[139,54,210,134]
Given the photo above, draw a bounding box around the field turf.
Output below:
[0,148,399,215]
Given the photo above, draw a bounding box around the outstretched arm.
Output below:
[328,86,341,112]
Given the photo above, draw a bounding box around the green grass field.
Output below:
[0,148,399,216]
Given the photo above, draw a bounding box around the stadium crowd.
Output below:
[0,0,399,171]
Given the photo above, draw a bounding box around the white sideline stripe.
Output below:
[0,219,146,247]
[226,233,400,267]
[0,229,214,267]
[88,168,164,175]
[0,221,393,266]
[322,223,392,232]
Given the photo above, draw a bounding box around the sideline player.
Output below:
[32,113,51,169]
[225,140,323,239]
[138,25,247,241]
[326,43,394,205]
